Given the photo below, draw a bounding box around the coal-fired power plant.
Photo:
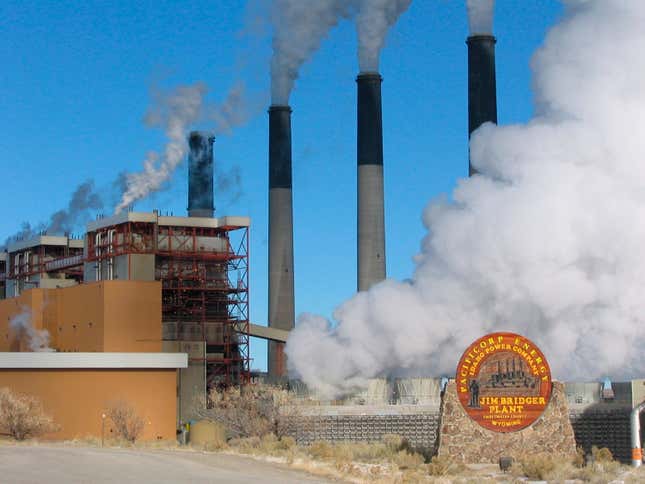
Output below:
[187,131,215,217]
[357,73,386,292]
[467,34,497,176]
[268,105,295,378]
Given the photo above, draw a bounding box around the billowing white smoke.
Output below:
[356,0,412,73]
[115,83,207,213]
[206,82,250,135]
[287,0,645,398]
[10,309,53,352]
[115,82,249,213]
[466,0,495,35]
[270,0,412,103]
[270,0,352,105]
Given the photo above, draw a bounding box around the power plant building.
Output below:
[83,211,250,389]
[5,235,84,297]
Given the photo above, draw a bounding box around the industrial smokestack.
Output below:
[187,131,215,217]
[357,73,386,292]
[268,105,295,378]
[467,34,497,176]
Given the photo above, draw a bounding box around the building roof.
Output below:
[7,235,70,253]
[0,352,188,369]
[87,211,250,232]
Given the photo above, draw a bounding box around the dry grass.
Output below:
[510,446,633,483]
[225,433,437,482]
[0,387,58,440]
[426,455,466,476]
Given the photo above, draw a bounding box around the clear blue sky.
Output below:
[0,1,563,370]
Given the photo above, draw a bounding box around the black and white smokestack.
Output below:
[357,73,386,292]
[268,105,295,379]
[187,131,215,217]
[467,34,497,176]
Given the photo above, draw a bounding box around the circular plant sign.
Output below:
[455,332,552,432]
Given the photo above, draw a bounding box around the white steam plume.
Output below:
[270,0,352,105]
[115,82,249,213]
[10,309,53,352]
[115,83,207,213]
[466,0,494,36]
[355,0,412,73]
[287,0,645,398]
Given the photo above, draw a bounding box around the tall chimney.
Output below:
[357,73,386,292]
[187,131,215,217]
[467,34,497,176]
[268,105,295,379]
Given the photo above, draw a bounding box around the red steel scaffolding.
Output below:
[85,219,250,388]
[7,239,84,294]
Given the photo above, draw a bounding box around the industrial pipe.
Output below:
[632,400,645,467]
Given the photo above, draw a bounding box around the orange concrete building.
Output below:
[0,353,186,440]
[0,281,186,441]
[0,280,161,353]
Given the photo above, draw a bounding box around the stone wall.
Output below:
[437,381,577,463]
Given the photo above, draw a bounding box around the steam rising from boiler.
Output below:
[270,0,352,105]
[10,309,53,352]
[269,0,411,104]
[466,0,495,35]
[115,82,249,213]
[355,0,412,73]
[287,0,645,398]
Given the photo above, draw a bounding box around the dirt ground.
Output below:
[0,445,337,484]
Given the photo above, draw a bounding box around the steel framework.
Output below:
[7,241,84,293]
[85,220,250,387]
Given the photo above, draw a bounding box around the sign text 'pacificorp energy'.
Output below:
[456,332,552,432]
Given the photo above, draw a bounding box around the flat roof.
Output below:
[7,235,70,253]
[87,211,250,232]
[0,352,188,369]
[157,215,250,229]
[68,239,84,249]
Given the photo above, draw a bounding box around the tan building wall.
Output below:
[0,289,47,352]
[0,281,161,353]
[0,368,177,441]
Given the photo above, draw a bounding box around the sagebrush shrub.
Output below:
[106,400,145,443]
[0,387,58,440]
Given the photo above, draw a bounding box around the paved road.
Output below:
[0,445,337,483]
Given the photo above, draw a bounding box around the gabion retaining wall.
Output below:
[283,412,441,452]
[282,407,640,463]
[570,408,643,464]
